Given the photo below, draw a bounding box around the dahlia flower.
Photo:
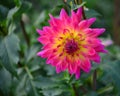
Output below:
[37,8,107,79]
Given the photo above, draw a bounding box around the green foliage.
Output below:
[100,60,120,94]
[0,5,8,23]
[0,68,12,96]
[0,0,119,96]
[0,34,19,77]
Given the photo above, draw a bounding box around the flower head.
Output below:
[37,8,107,79]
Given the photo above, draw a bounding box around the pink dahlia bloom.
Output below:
[37,8,107,79]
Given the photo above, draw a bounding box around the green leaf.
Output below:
[15,74,27,96]
[85,91,98,96]
[7,1,32,25]
[97,85,113,95]
[85,9,101,18]
[25,45,39,63]
[33,76,59,89]
[0,68,12,96]
[0,5,8,23]
[100,60,120,92]
[8,21,16,34]
[14,0,21,7]
[34,11,47,26]
[72,2,86,10]
[0,34,20,76]
[13,1,32,21]
[7,6,19,21]
[44,65,55,76]
[40,88,63,96]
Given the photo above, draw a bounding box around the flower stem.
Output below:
[24,66,38,96]
[79,0,86,19]
[20,19,30,46]
[79,0,82,4]
[80,85,88,94]
[24,66,33,80]
[75,0,78,4]
[92,69,97,91]
[72,84,79,96]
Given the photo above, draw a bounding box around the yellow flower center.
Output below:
[52,28,87,60]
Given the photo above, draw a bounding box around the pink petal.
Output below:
[75,67,80,79]
[79,18,96,29]
[89,53,101,63]
[92,28,105,37]
[42,43,52,50]
[37,36,49,44]
[37,49,51,58]
[46,54,56,64]
[76,7,82,20]
[42,26,53,35]
[88,48,96,56]
[86,37,102,47]
[43,26,51,33]
[68,61,78,74]
[51,57,60,66]
[56,61,62,73]
[51,26,60,33]
[80,59,91,73]
[60,8,69,20]
[87,18,96,27]
[56,65,61,73]
[36,29,43,35]
[49,14,62,27]
[71,11,78,22]
[95,44,108,53]
[60,59,68,71]
[84,28,105,37]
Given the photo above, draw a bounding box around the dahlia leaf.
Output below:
[33,76,59,89]
[0,34,20,76]
[72,2,86,10]
[0,5,8,23]
[41,88,64,96]
[85,9,101,18]
[85,91,98,96]
[8,21,16,34]
[15,74,27,96]
[25,45,39,63]
[7,1,31,22]
[100,60,120,92]
[0,68,12,96]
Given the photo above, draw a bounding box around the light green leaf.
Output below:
[7,6,19,21]
[40,88,64,96]
[8,21,16,34]
[0,34,20,76]
[72,2,86,10]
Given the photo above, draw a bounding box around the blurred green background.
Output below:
[0,0,120,96]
